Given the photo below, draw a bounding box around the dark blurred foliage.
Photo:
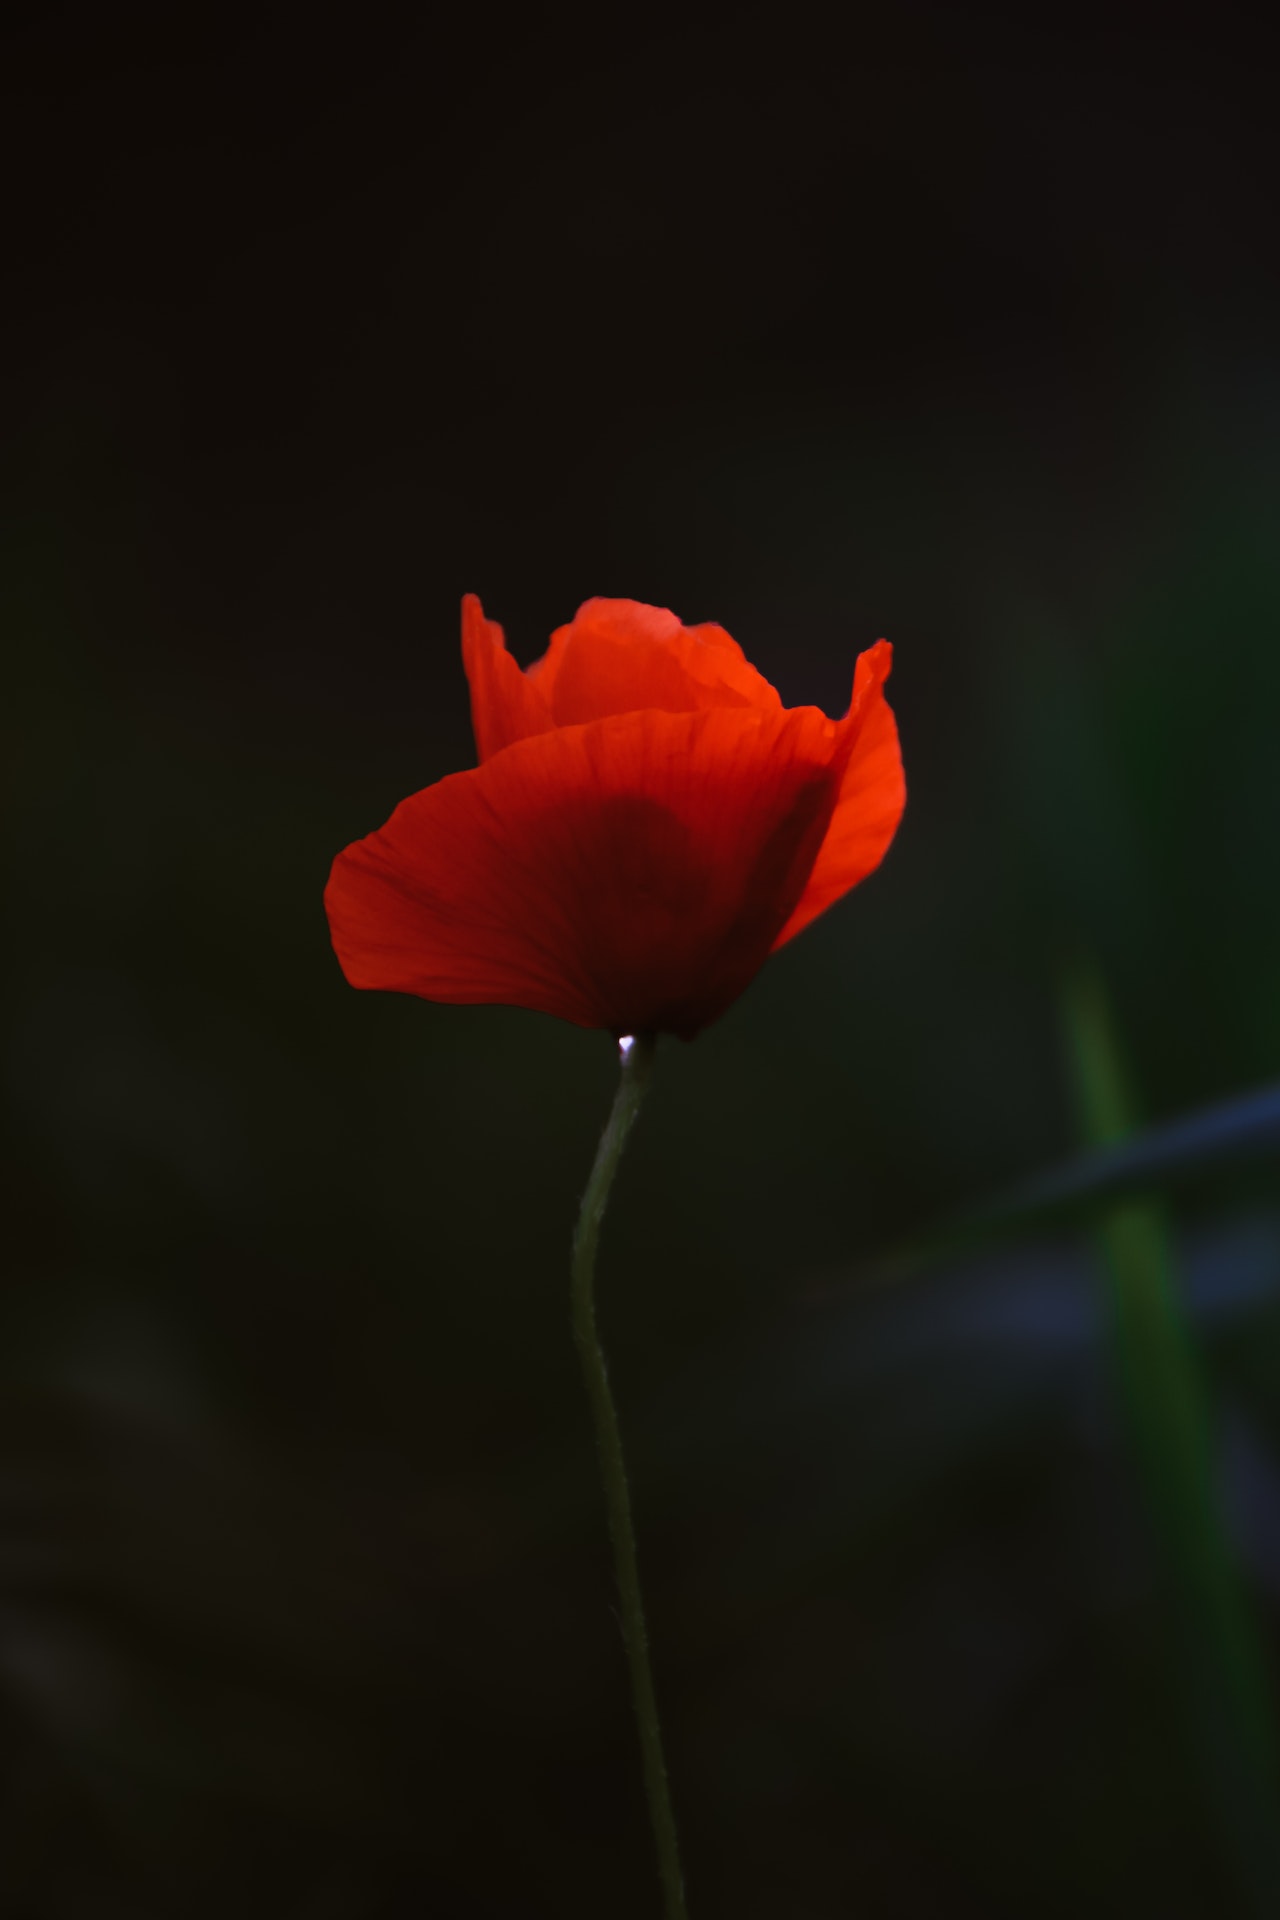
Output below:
[4,4,1280,1915]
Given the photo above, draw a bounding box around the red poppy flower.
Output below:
[325,596,905,1040]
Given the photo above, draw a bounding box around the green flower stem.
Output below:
[570,1031,689,1920]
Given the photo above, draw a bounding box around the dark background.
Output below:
[5,7,1280,1915]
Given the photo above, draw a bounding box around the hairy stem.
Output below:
[570,1032,688,1920]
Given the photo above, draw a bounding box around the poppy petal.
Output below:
[461,593,554,761]
[771,640,905,950]
[325,702,846,1039]
[527,598,783,725]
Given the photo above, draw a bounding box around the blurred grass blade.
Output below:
[1062,956,1280,1914]
[995,1077,1280,1216]
[854,1077,1280,1291]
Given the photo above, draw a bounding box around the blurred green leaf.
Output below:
[1062,956,1280,1916]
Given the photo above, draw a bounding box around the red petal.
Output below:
[771,641,905,949]
[527,598,783,725]
[461,593,554,761]
[325,703,846,1038]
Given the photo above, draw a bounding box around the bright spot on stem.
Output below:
[618,1034,636,1062]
